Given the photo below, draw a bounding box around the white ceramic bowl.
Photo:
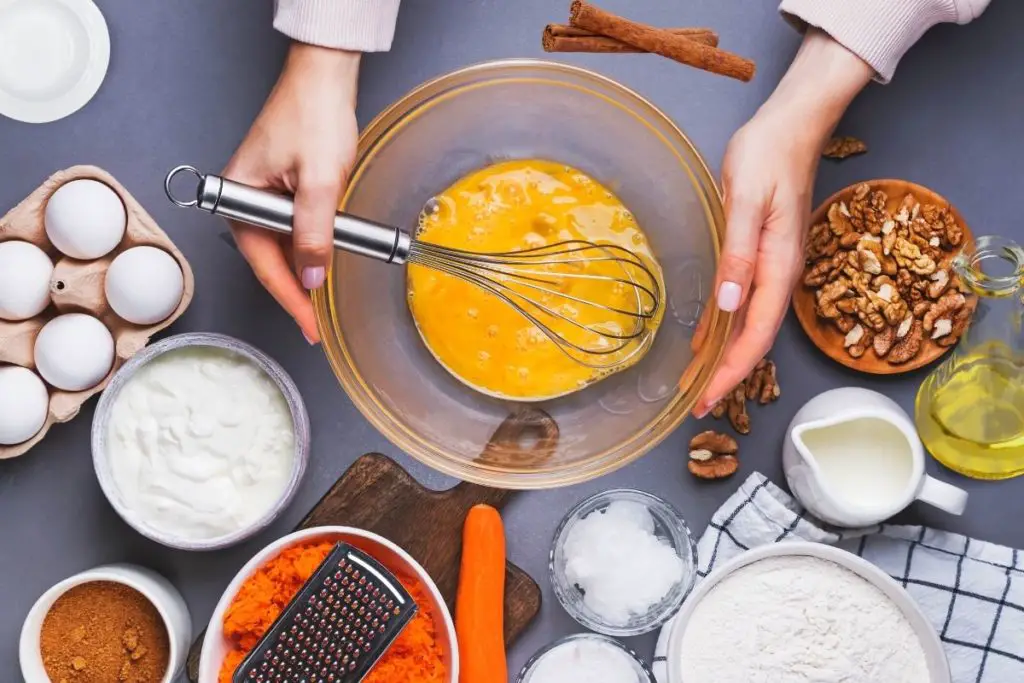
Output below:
[666,542,950,683]
[197,526,459,683]
[0,0,110,124]
[517,633,655,683]
[91,332,311,551]
[20,563,191,683]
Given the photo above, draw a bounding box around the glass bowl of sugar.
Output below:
[549,489,696,637]
[516,633,655,683]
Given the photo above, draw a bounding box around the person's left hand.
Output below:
[691,102,819,417]
[690,28,873,417]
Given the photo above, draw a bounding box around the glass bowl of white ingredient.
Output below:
[91,333,310,551]
[517,633,655,683]
[549,489,696,637]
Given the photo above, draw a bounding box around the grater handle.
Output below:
[164,165,412,265]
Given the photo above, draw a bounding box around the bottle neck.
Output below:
[955,235,1024,299]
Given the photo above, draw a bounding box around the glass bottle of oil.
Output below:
[916,235,1024,479]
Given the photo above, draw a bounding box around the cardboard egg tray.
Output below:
[0,165,194,458]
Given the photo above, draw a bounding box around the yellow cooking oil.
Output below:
[916,341,1024,479]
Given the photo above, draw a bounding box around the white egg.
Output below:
[34,313,114,391]
[0,240,54,320]
[104,246,184,325]
[45,179,126,259]
[0,365,49,445]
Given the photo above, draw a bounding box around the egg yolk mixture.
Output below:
[407,159,663,400]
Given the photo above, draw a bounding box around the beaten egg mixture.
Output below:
[407,159,663,400]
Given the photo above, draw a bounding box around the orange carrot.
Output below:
[456,504,507,683]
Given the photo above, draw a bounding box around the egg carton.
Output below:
[0,165,194,459]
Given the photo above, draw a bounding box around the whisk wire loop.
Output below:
[408,239,662,368]
[413,252,639,348]
[415,255,637,363]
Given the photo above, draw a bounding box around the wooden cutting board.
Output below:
[186,410,556,682]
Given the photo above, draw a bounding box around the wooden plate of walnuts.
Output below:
[793,180,976,374]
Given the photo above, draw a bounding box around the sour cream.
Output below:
[105,346,295,541]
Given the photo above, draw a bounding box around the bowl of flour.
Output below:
[666,543,949,683]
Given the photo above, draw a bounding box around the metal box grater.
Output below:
[233,541,418,683]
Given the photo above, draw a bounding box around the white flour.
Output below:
[679,556,930,683]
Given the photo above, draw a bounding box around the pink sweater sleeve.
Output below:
[274,0,402,52]
[780,0,991,82]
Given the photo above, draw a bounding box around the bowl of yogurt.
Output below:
[92,332,310,550]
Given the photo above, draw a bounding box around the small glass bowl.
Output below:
[549,488,696,637]
[516,633,655,683]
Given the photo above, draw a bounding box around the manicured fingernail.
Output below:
[694,406,709,419]
[301,266,325,290]
[717,281,742,312]
[302,330,317,345]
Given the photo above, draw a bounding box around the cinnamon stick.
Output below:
[568,0,755,82]
[543,24,719,53]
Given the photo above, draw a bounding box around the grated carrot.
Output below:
[363,579,447,683]
[217,540,447,683]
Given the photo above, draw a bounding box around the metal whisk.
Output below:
[164,166,662,368]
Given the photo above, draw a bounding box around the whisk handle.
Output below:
[164,166,411,264]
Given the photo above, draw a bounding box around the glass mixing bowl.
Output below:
[313,59,729,488]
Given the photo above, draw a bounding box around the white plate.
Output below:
[0,0,110,123]
[664,542,951,683]
[20,563,191,683]
[197,526,459,683]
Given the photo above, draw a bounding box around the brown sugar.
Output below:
[40,581,170,683]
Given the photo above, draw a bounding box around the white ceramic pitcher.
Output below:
[782,387,968,528]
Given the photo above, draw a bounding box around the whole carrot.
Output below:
[455,504,507,683]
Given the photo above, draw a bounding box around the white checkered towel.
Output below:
[652,473,1024,683]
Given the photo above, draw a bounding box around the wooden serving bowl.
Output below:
[792,179,975,375]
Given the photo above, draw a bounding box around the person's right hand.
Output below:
[692,29,874,416]
[223,43,361,344]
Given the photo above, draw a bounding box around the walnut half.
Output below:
[923,290,966,332]
[688,430,739,479]
[823,136,867,160]
[874,325,896,358]
[726,387,750,435]
[888,320,924,364]
[745,359,781,405]
[707,356,781,435]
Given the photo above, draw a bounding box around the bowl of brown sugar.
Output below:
[19,564,191,683]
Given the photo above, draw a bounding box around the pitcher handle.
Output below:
[917,475,968,515]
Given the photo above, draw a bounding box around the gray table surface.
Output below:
[2,0,1023,680]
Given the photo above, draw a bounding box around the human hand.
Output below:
[224,43,361,344]
[693,29,873,416]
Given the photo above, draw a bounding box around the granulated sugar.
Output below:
[527,637,643,683]
[679,556,930,683]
